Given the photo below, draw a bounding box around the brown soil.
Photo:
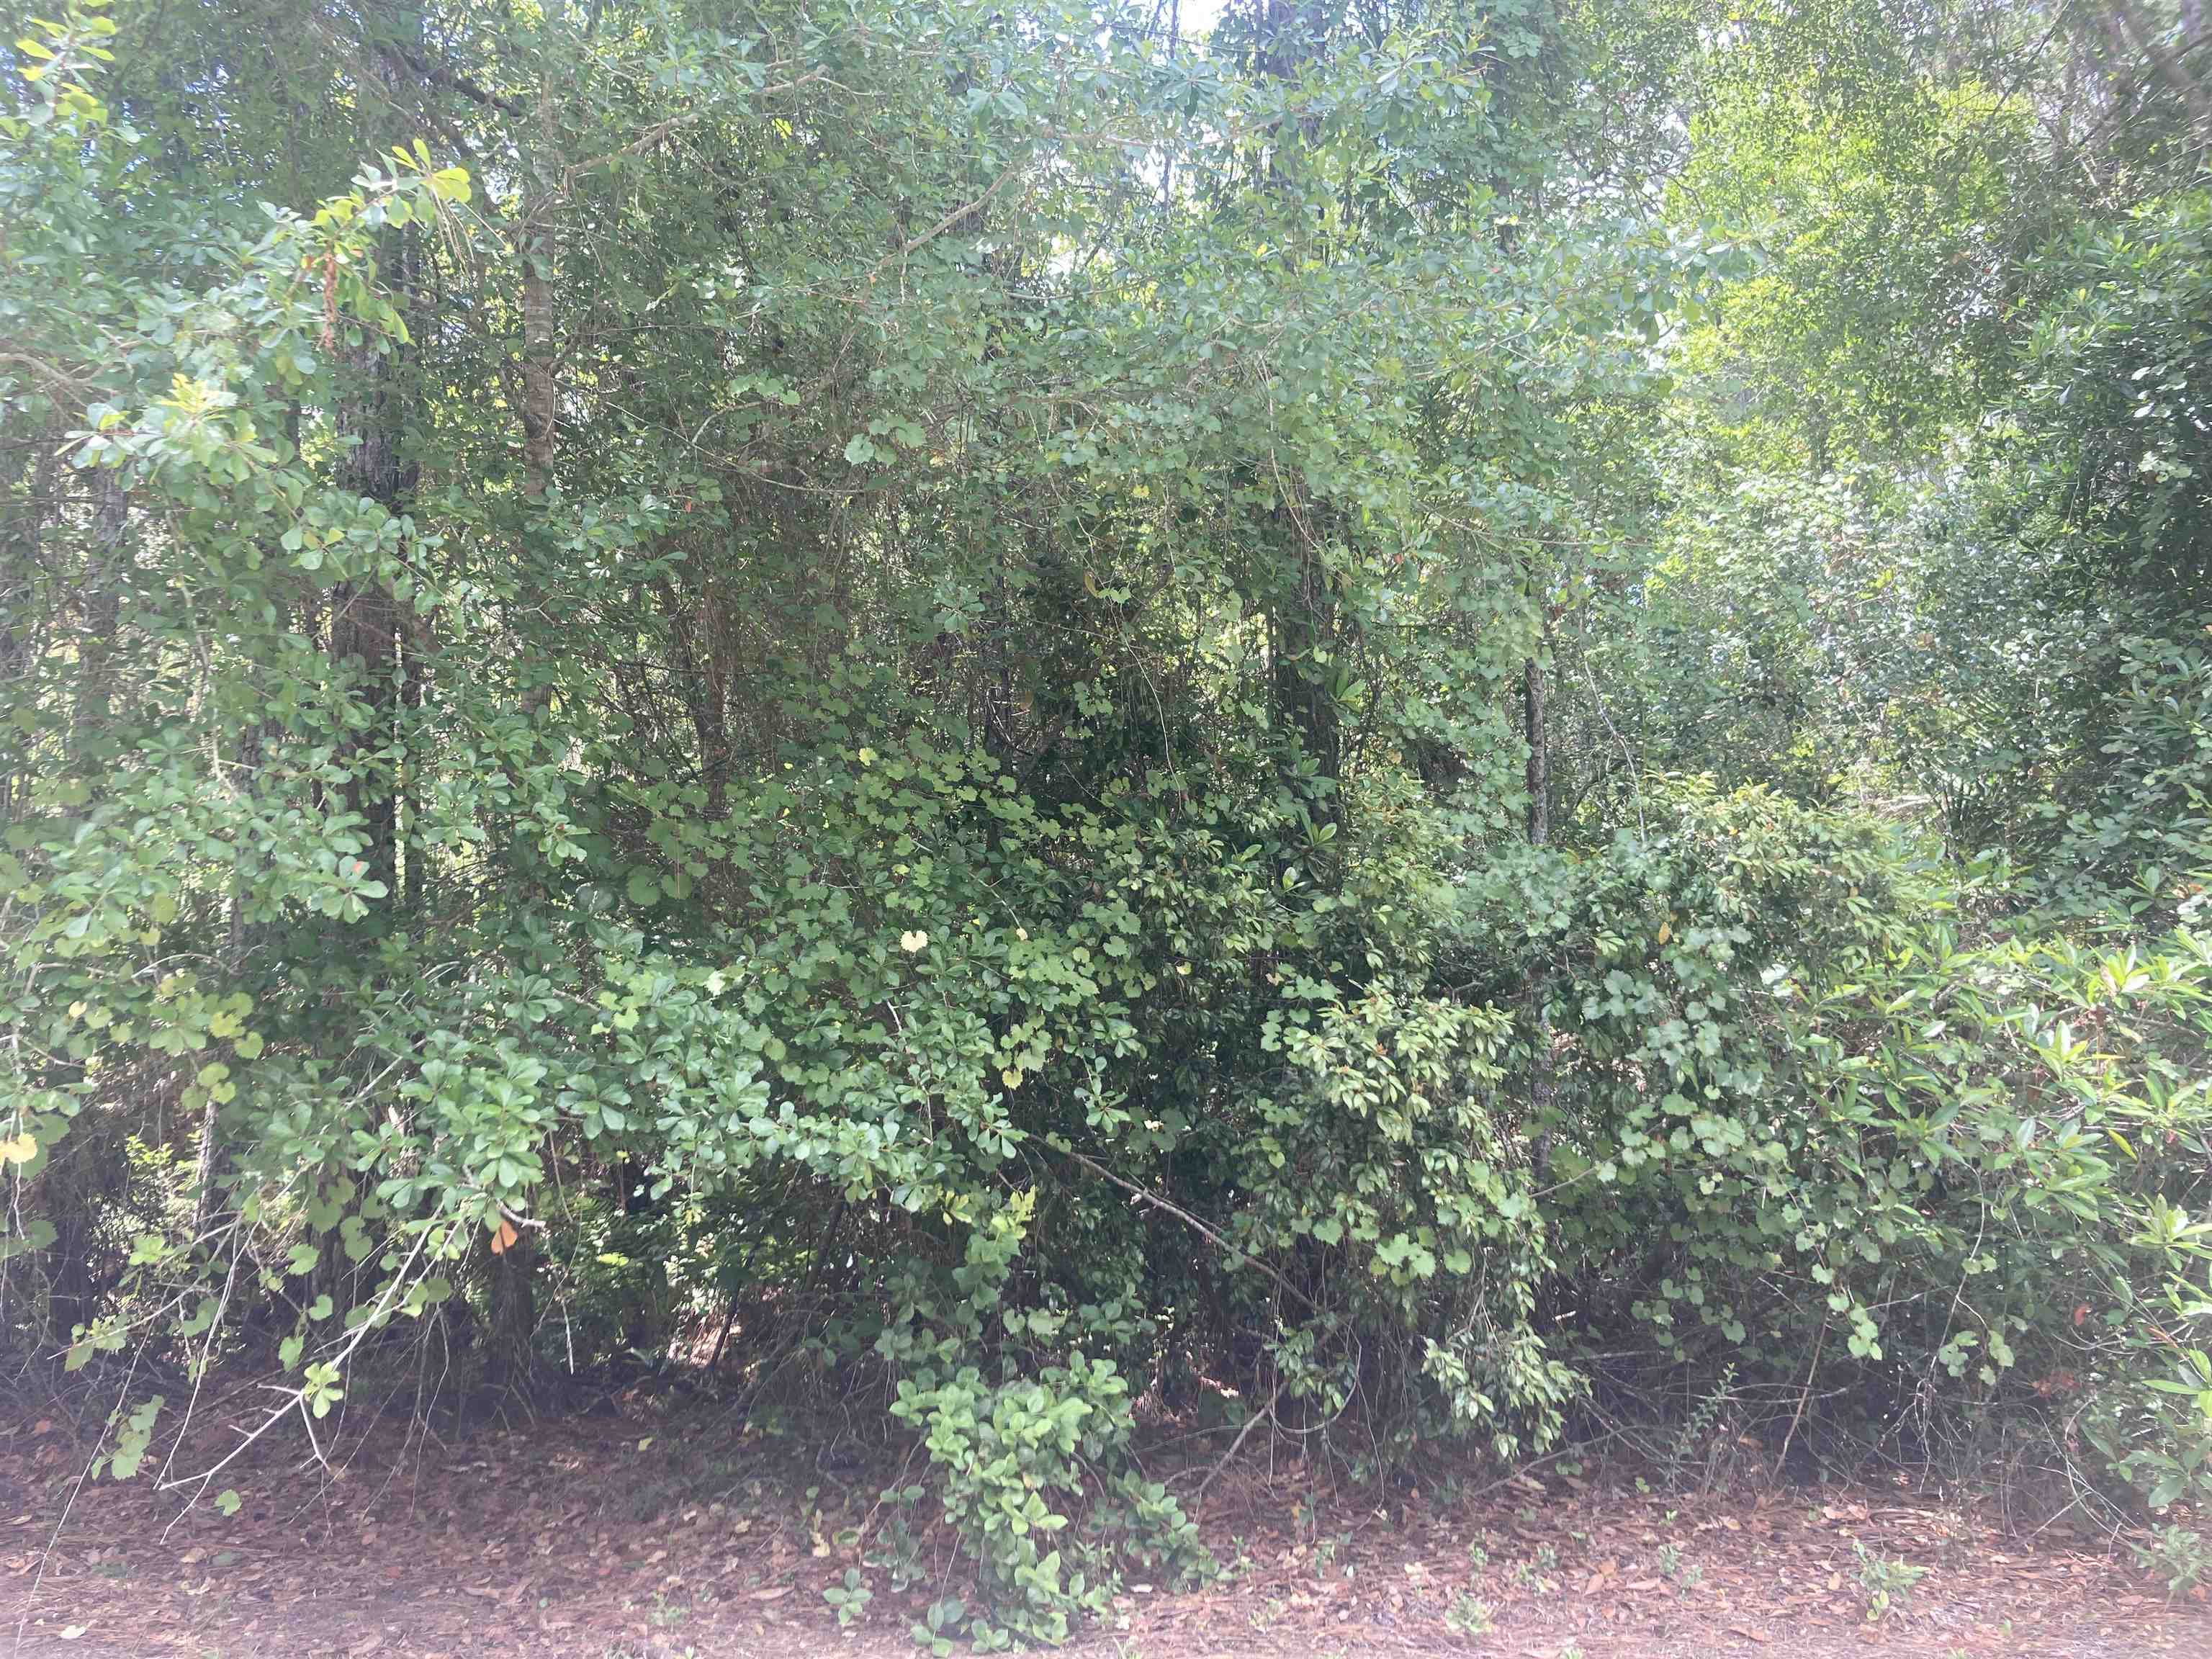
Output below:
[3,1394,2203,1659]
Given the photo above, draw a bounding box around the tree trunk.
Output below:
[520,5,561,504]
[482,1231,539,1402]
[44,1141,116,1339]
[1524,646,1555,1183]
[2105,1,2209,138]
[1271,515,1343,794]
[328,580,399,903]
[654,576,733,819]
[43,468,132,1333]
[1523,653,1548,848]
[331,232,416,913]
[71,467,127,760]
[327,6,426,917]
[0,440,60,818]
[1252,1,1349,822]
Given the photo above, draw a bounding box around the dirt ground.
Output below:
[4,1390,2205,1659]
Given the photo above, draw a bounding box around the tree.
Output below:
[6,0,2211,1629]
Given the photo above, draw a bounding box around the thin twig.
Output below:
[1195,1376,1281,1507]
[1778,1316,1829,1481]
[1061,1148,1314,1310]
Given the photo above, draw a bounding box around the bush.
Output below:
[881,1193,1208,1647]
[1487,782,2212,1515]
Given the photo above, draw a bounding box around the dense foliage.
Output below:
[4,0,2208,1637]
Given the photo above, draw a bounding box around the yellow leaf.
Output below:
[899,930,928,953]
[489,1218,518,1255]
[0,1134,37,1165]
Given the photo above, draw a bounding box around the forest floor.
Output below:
[3,1383,2205,1659]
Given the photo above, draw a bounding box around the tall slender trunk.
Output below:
[520,9,560,505]
[1524,640,1555,1184]
[1253,1,1347,823]
[330,389,404,912]
[194,712,265,1244]
[1270,509,1343,798]
[513,4,560,798]
[49,465,126,1323]
[331,10,425,919]
[71,467,127,760]
[653,577,732,818]
[480,7,565,1400]
[197,452,293,1239]
[2102,1,2210,138]
[0,441,60,819]
[1523,653,1548,848]
[482,1230,539,1401]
